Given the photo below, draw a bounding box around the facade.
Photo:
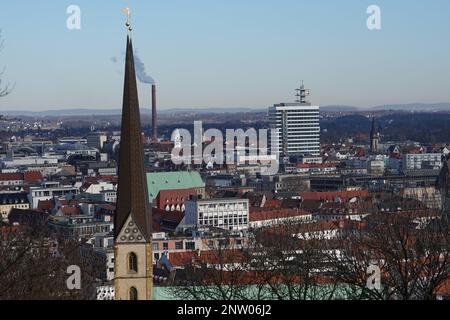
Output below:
[156,188,198,212]
[114,35,153,301]
[152,233,203,262]
[269,84,320,157]
[97,190,117,203]
[403,153,443,171]
[57,137,88,145]
[0,193,30,219]
[367,158,385,175]
[87,132,108,151]
[0,156,58,169]
[0,173,23,186]
[49,143,98,160]
[49,214,113,242]
[29,184,80,209]
[249,208,313,229]
[262,174,310,193]
[185,198,250,231]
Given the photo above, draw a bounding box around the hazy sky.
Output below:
[0,0,449,111]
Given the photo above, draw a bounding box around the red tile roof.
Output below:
[299,190,369,202]
[84,176,118,184]
[249,208,311,222]
[263,199,283,209]
[38,199,54,212]
[168,250,247,268]
[152,208,185,233]
[59,206,82,216]
[0,173,23,181]
[23,171,43,183]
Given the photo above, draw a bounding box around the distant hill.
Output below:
[320,105,359,112]
[370,103,450,112]
[1,107,265,117]
[1,109,124,117]
[321,103,450,112]
[2,103,450,117]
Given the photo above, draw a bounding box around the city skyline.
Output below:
[0,0,450,111]
[0,1,449,303]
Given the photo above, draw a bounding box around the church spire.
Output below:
[114,10,153,301]
[370,116,377,137]
[370,116,380,154]
[114,34,152,241]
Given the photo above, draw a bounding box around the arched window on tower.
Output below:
[128,252,138,273]
[129,287,138,300]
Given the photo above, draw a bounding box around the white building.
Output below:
[84,182,116,195]
[249,209,313,229]
[97,285,115,300]
[29,184,80,208]
[99,190,117,203]
[403,153,443,171]
[185,198,249,231]
[367,159,385,175]
[269,84,320,157]
[0,156,58,169]
[57,137,88,145]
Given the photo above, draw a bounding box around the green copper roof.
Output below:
[146,171,205,203]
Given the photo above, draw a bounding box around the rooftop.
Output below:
[147,171,205,203]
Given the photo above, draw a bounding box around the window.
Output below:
[185,242,195,250]
[129,287,138,300]
[128,252,138,273]
[163,242,169,251]
[175,241,183,250]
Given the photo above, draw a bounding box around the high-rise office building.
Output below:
[269,83,321,158]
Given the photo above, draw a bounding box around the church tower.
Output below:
[114,24,153,300]
[370,116,380,154]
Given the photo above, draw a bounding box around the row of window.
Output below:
[198,205,247,212]
[199,212,247,218]
[152,241,195,251]
[199,217,248,227]
[0,181,22,185]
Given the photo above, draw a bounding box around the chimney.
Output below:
[152,84,157,142]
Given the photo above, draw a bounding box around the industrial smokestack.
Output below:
[152,84,157,142]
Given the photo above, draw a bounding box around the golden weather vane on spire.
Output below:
[122,7,132,33]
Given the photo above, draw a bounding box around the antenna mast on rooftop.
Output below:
[295,81,311,104]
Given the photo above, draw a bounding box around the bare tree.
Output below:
[327,209,450,300]
[249,221,340,300]
[168,221,342,300]
[0,217,104,300]
[0,29,14,97]
[168,240,254,300]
